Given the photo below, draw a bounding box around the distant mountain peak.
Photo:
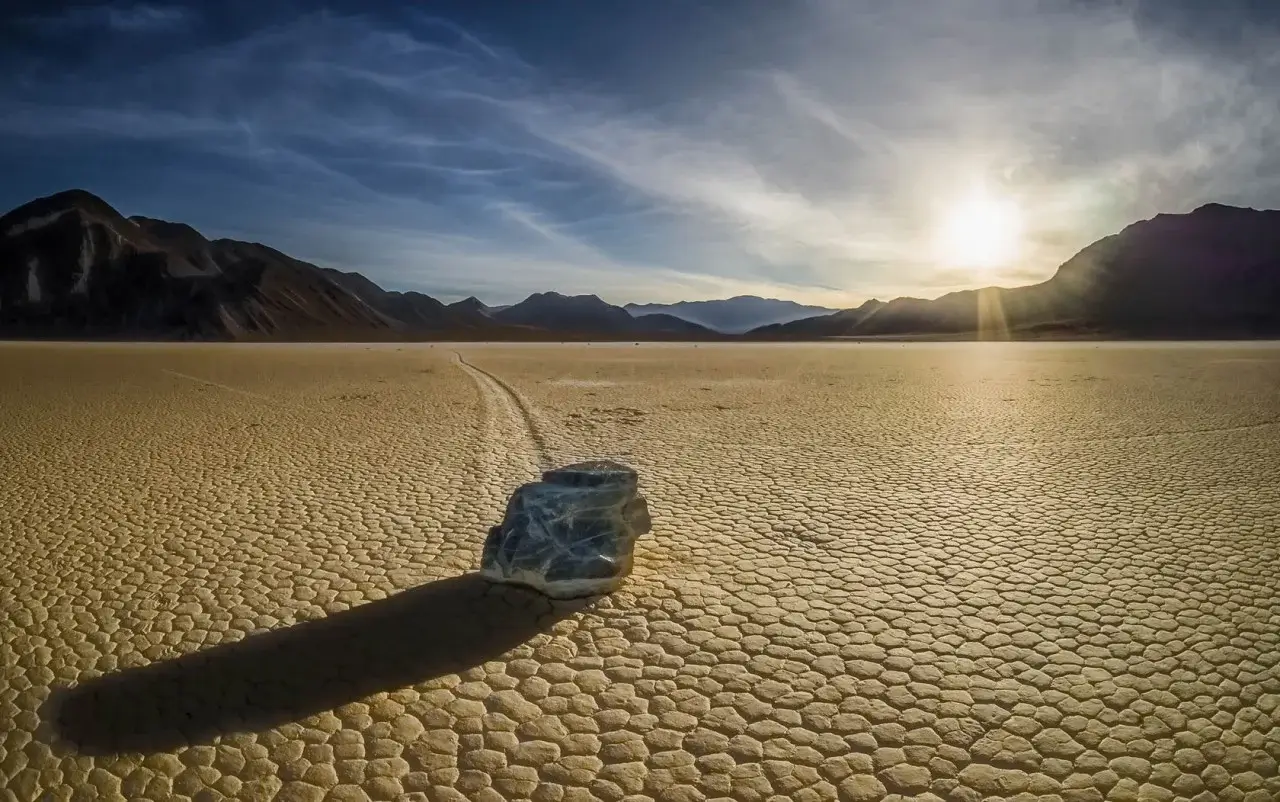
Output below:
[448,296,492,317]
[29,188,114,212]
[1189,202,1259,218]
[521,291,610,306]
[624,296,842,333]
[0,188,127,231]
[494,288,712,335]
[1193,202,1242,212]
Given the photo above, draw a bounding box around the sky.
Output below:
[2,0,1279,306]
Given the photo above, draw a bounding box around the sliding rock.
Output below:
[480,460,652,598]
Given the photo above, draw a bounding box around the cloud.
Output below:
[458,0,1280,297]
[2,1,1278,304]
[25,3,195,33]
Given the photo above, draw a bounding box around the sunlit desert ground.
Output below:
[1,341,1278,802]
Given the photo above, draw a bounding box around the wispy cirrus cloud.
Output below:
[1,1,1278,304]
[23,3,195,34]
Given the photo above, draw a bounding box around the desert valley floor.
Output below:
[0,342,1277,802]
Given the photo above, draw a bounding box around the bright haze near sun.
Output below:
[935,185,1025,274]
[1,0,1278,306]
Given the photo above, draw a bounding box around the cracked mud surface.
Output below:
[2,341,1278,802]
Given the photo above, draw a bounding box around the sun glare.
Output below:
[936,188,1023,271]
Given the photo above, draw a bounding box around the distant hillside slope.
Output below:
[632,312,717,335]
[754,204,1280,338]
[320,269,493,331]
[751,299,886,337]
[625,295,840,333]
[495,292,716,336]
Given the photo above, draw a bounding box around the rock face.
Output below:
[480,461,652,598]
[0,191,403,340]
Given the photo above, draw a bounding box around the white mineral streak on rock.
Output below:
[4,209,71,237]
[26,259,41,303]
[73,236,93,294]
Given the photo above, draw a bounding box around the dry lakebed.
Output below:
[1,341,1277,801]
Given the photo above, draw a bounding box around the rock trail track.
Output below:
[452,351,554,478]
[0,341,1276,802]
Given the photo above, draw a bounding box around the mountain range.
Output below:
[756,203,1280,339]
[2,189,1278,340]
[0,190,715,341]
[625,297,840,333]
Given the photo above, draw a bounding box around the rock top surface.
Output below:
[480,460,652,598]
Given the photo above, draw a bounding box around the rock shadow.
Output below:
[43,573,592,754]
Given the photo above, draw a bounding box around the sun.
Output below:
[935,187,1023,271]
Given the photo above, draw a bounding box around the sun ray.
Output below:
[977,287,1010,340]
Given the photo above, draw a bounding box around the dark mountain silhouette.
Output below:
[754,204,1280,339]
[751,299,886,337]
[632,312,716,335]
[130,218,399,338]
[5,190,1278,340]
[448,296,492,317]
[495,292,633,330]
[625,295,840,333]
[494,292,715,336]
[2,193,233,338]
[0,190,706,340]
[319,269,493,331]
[0,193,412,339]
[127,216,223,273]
